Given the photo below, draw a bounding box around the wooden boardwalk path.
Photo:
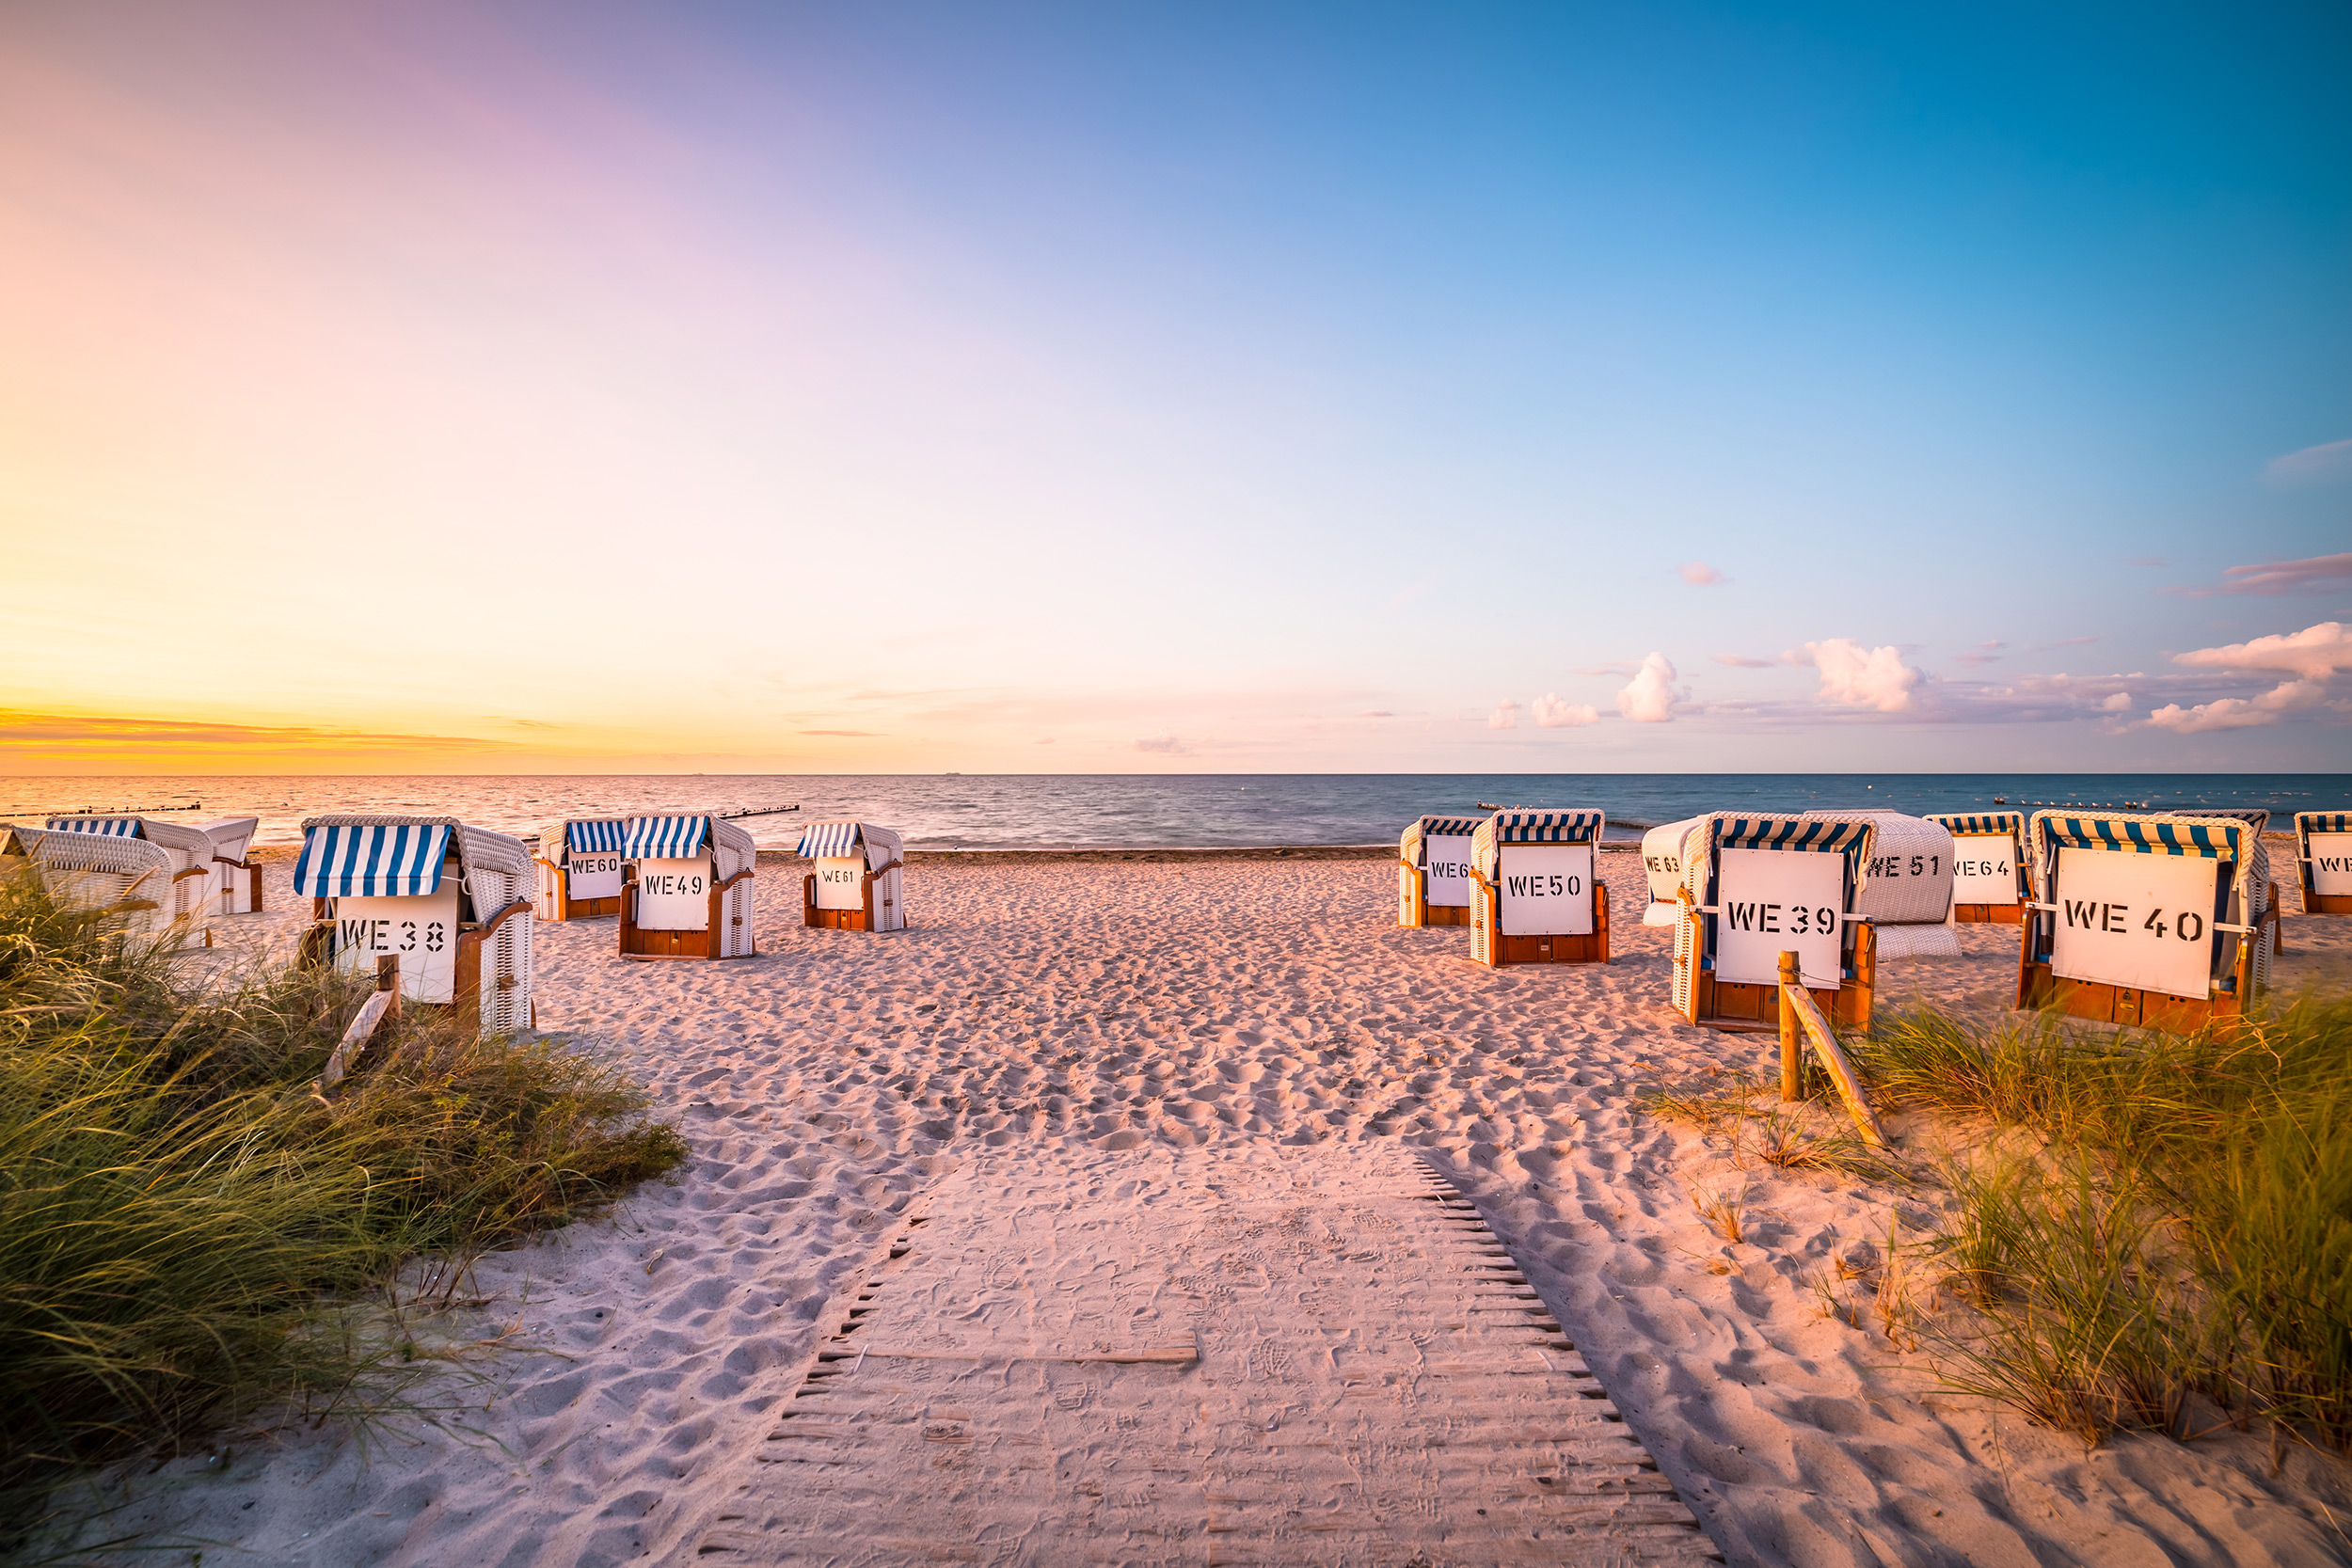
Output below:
[698,1146,1720,1565]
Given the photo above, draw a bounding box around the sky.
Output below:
[2,0,2347,774]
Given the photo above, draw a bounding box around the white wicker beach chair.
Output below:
[1802,810,1960,962]
[1397,815,1482,928]
[2019,809,2270,1031]
[294,816,535,1037]
[4,824,181,940]
[797,821,905,932]
[1672,813,1880,1032]
[2295,811,2352,915]
[1638,816,1704,928]
[1467,810,1609,967]
[1923,811,2031,924]
[618,815,757,958]
[536,817,628,922]
[46,816,219,933]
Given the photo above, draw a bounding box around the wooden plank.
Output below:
[1781,980,1887,1146]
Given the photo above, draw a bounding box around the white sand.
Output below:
[51,847,2352,1565]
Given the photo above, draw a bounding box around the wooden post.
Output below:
[1777,949,1804,1101]
[375,954,400,1020]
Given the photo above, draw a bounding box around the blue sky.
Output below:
[2,0,2345,770]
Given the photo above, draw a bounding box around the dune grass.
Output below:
[0,863,686,1497]
[1850,997,2352,1447]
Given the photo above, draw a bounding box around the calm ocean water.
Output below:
[2,774,2343,849]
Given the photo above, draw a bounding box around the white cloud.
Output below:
[1134,735,1187,753]
[1712,654,1773,669]
[2145,699,2274,734]
[2263,437,2352,486]
[2173,622,2352,680]
[1803,639,1922,712]
[1486,700,1519,730]
[1615,653,1686,723]
[2100,691,2132,712]
[1532,693,1598,728]
[2144,677,2327,735]
[1678,562,1726,586]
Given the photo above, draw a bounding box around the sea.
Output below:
[2,775,2343,850]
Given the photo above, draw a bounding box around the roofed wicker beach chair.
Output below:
[2296,810,2352,915]
[617,815,757,958]
[1638,816,1704,927]
[537,817,628,922]
[294,816,536,1037]
[1397,814,1482,928]
[1804,810,1960,961]
[1468,809,1610,967]
[46,815,220,937]
[797,821,906,932]
[1672,813,1880,1033]
[2018,809,2271,1036]
[1924,810,2031,924]
[3,823,181,940]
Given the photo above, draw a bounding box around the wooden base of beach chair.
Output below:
[1688,921,1876,1035]
[2016,920,2255,1037]
[1468,879,1611,966]
[2015,964,2250,1035]
[2305,892,2352,915]
[1692,976,1873,1034]
[563,894,621,920]
[1421,904,1471,927]
[803,865,904,933]
[619,870,755,959]
[1953,902,2025,925]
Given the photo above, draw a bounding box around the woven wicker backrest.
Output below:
[1802,810,1954,926]
[711,817,757,880]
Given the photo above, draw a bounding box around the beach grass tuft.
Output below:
[0,863,687,1497]
[1851,996,2352,1448]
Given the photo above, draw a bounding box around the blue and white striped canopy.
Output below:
[1489,809,1606,845]
[1715,816,1872,854]
[625,816,708,860]
[294,823,453,897]
[1926,812,2025,838]
[796,820,866,859]
[46,817,143,837]
[2299,812,2350,835]
[567,819,627,853]
[2033,814,2242,862]
[1400,814,1484,865]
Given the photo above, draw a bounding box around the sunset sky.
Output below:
[3,1,2346,774]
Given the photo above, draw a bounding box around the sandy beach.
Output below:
[49,844,2352,1566]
